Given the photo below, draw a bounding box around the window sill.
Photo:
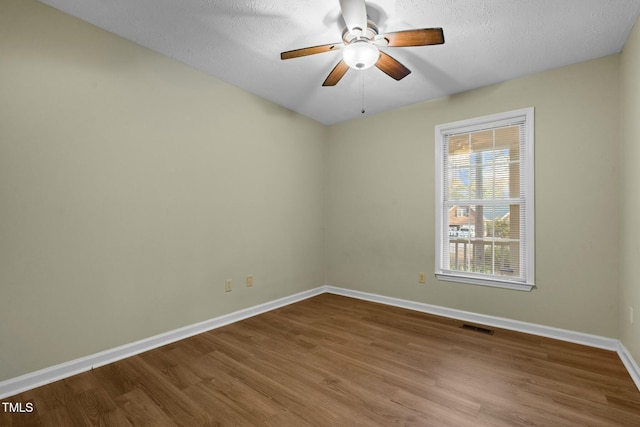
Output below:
[435,273,535,292]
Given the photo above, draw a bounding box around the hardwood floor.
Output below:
[3,293,640,426]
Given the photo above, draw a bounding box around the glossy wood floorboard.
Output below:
[3,293,640,426]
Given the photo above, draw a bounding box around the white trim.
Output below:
[2,284,639,398]
[617,342,640,391]
[435,273,534,291]
[324,286,617,350]
[437,113,530,136]
[0,287,324,399]
[328,286,640,392]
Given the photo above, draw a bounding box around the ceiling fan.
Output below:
[280,0,444,86]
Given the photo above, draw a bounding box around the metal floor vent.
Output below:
[461,324,495,335]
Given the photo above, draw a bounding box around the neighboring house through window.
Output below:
[456,207,468,217]
[435,108,535,291]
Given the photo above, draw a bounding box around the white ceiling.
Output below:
[39,0,640,125]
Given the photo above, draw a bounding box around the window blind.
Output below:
[435,108,534,290]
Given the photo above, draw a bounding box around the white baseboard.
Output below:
[2,284,639,398]
[324,286,619,350]
[0,287,324,399]
[324,286,640,391]
[618,342,640,390]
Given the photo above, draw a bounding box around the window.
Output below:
[435,108,535,291]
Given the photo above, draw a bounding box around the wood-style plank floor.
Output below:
[3,293,640,426]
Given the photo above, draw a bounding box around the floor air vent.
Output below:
[461,324,495,335]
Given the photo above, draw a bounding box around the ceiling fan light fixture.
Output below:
[280,0,445,86]
[343,40,379,70]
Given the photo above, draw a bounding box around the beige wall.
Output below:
[0,0,326,381]
[326,55,621,337]
[620,17,640,362]
[1,0,634,384]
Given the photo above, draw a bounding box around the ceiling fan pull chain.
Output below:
[361,71,365,114]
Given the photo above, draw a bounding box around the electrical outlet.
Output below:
[225,279,232,292]
[246,275,253,287]
[418,272,426,283]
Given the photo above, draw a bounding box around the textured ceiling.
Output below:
[39,0,640,125]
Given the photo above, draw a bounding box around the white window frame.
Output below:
[435,108,535,291]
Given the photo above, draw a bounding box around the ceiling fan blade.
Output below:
[339,0,367,35]
[375,51,411,80]
[323,60,350,86]
[382,28,444,47]
[281,42,343,60]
